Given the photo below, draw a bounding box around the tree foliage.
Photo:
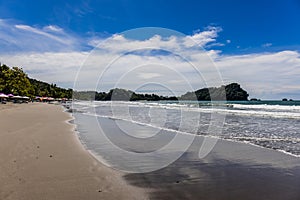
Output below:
[0,63,248,101]
[0,63,72,98]
[180,83,249,101]
[0,64,34,96]
[73,88,178,101]
[74,84,249,102]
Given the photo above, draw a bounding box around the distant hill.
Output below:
[1,63,249,101]
[180,83,249,101]
[73,88,178,101]
[74,83,249,101]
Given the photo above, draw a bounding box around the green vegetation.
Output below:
[74,83,248,101]
[73,88,178,101]
[1,63,248,101]
[0,63,72,98]
[0,64,34,96]
[29,78,72,98]
[180,83,249,101]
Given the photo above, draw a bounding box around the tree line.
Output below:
[74,83,249,101]
[73,88,178,101]
[0,64,72,98]
[0,63,249,101]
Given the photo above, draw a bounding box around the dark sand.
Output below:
[72,113,300,200]
[124,137,300,200]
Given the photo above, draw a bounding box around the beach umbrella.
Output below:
[7,94,14,97]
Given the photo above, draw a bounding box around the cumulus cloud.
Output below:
[0,52,88,88]
[183,26,222,48]
[217,51,300,99]
[75,28,226,94]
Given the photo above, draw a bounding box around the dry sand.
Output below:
[0,103,148,200]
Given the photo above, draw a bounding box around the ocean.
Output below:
[70,100,300,172]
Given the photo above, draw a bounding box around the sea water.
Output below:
[71,100,300,159]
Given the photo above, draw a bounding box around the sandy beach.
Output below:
[0,103,148,200]
[1,102,300,200]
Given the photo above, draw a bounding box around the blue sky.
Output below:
[0,0,299,99]
[1,0,300,53]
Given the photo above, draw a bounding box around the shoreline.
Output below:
[75,111,300,159]
[0,103,148,200]
[73,111,300,199]
[2,102,300,199]
[63,107,118,171]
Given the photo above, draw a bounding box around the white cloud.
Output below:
[88,38,106,47]
[138,72,162,79]
[184,26,222,48]
[15,24,71,45]
[0,19,82,52]
[43,25,64,33]
[262,43,272,47]
[216,51,300,99]
[205,42,225,48]
[0,20,299,99]
[0,52,88,88]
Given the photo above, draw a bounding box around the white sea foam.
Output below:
[73,101,300,119]
[229,136,300,142]
[231,104,300,111]
[80,111,300,158]
[72,101,300,157]
[277,149,300,158]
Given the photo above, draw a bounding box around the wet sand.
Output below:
[0,103,148,200]
[124,136,300,200]
[74,113,300,200]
